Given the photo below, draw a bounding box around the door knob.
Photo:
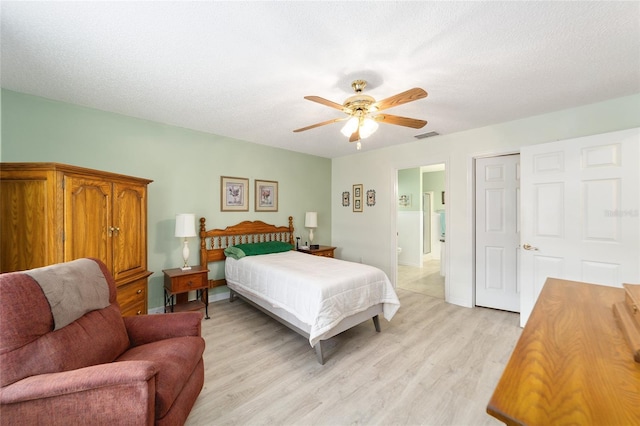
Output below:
[522,243,539,251]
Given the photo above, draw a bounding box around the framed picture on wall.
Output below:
[353,184,363,212]
[366,189,376,206]
[221,176,249,211]
[255,179,278,212]
[342,191,350,207]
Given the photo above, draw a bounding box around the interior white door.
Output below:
[475,154,521,312]
[519,127,640,327]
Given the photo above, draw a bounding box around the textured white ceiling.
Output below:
[2,1,639,158]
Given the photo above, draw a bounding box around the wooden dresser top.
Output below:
[487,278,640,425]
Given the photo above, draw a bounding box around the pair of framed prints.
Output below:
[221,176,277,212]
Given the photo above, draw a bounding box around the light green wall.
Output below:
[397,168,420,212]
[423,171,445,211]
[398,169,445,212]
[1,89,332,310]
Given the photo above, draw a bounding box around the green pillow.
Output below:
[224,246,246,260]
[224,241,293,260]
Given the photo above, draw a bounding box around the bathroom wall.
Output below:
[422,170,446,259]
[397,168,422,267]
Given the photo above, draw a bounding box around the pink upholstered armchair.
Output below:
[0,258,205,425]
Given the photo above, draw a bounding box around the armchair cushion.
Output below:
[124,311,202,347]
[116,336,205,418]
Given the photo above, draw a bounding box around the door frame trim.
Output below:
[422,191,434,257]
[391,158,449,301]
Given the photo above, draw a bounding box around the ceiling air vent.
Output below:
[414,131,440,139]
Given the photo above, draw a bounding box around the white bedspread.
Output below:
[225,250,400,346]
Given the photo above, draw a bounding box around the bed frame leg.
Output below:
[372,315,381,332]
[314,342,325,365]
[229,290,237,302]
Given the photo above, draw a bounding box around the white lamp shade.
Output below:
[175,213,196,237]
[359,118,379,139]
[305,212,318,228]
[340,117,359,137]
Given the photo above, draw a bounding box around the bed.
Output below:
[199,216,400,364]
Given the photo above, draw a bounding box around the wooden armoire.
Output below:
[0,163,153,316]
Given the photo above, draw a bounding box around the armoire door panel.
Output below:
[1,179,48,271]
[112,182,147,281]
[64,176,112,269]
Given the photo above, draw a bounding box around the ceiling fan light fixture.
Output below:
[359,118,378,139]
[340,116,359,137]
[295,79,427,147]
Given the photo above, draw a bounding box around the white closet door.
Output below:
[519,127,640,327]
[475,154,521,312]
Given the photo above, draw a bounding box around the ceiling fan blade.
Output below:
[293,117,347,133]
[349,127,360,142]
[373,88,428,112]
[304,96,346,111]
[375,113,427,129]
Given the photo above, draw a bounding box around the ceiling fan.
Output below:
[293,80,428,148]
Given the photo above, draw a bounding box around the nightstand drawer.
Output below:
[171,273,206,293]
[162,266,210,319]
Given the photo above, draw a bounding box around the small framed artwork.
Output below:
[366,189,376,207]
[353,184,363,212]
[221,176,249,211]
[255,179,278,212]
[342,191,350,207]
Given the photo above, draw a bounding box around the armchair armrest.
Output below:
[124,312,203,347]
[0,361,157,425]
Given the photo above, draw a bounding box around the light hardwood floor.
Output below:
[186,287,521,425]
[398,259,445,299]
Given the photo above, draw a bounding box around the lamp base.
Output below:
[181,239,191,271]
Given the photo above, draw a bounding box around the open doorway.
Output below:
[397,163,446,299]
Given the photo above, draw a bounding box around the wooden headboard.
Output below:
[199,216,294,265]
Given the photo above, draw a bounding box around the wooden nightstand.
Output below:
[162,266,210,319]
[297,245,336,258]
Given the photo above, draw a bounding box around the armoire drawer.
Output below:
[117,277,148,316]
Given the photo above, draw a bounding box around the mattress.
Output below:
[225,250,400,346]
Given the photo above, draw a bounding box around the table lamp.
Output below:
[305,211,318,248]
[175,213,196,270]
